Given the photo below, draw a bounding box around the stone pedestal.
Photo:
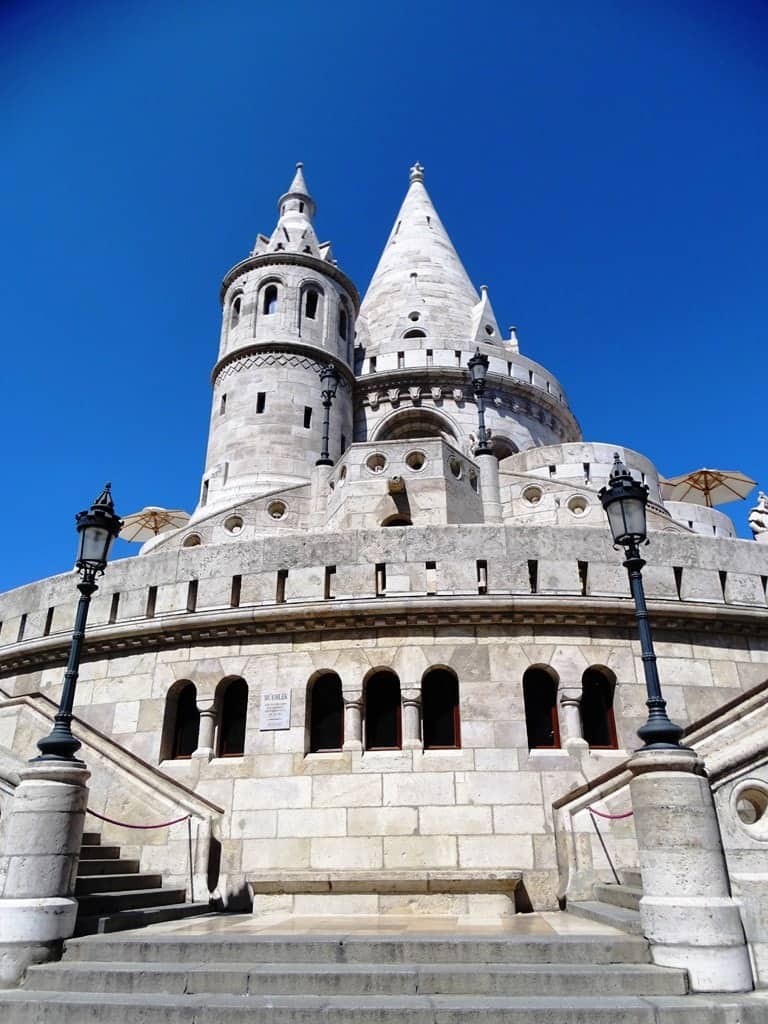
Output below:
[477,452,502,524]
[628,748,753,992]
[0,762,90,987]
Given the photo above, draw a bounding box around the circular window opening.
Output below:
[267,500,287,520]
[449,457,462,479]
[408,311,420,321]
[469,471,478,492]
[182,533,201,548]
[484,324,495,336]
[735,786,768,828]
[405,450,427,471]
[522,486,543,505]
[366,453,387,474]
[224,515,244,535]
[567,495,588,516]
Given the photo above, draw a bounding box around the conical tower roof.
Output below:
[357,164,482,354]
[251,162,329,260]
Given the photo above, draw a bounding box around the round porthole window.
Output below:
[522,486,543,505]
[405,450,427,471]
[224,515,244,535]
[366,453,387,474]
[567,495,588,516]
[449,457,462,479]
[182,533,201,548]
[267,500,287,520]
[409,311,420,321]
[733,783,768,839]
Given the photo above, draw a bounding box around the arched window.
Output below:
[364,671,401,750]
[381,514,412,527]
[308,672,344,752]
[403,329,426,339]
[580,668,618,749]
[422,668,460,749]
[305,289,320,320]
[375,409,458,442]
[523,667,560,749]
[230,294,242,328]
[161,681,200,760]
[263,285,278,315]
[339,306,348,340]
[217,677,248,757]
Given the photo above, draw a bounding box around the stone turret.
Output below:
[195,164,359,516]
[354,165,580,457]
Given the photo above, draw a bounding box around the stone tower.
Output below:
[195,164,359,517]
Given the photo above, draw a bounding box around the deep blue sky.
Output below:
[1,0,766,591]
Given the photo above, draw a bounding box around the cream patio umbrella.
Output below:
[659,469,756,508]
[119,506,190,542]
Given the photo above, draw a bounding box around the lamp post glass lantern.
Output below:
[317,364,340,466]
[599,454,684,750]
[34,484,123,764]
[467,348,492,455]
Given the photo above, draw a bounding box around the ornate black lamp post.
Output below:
[35,484,123,764]
[598,454,684,750]
[316,364,340,466]
[467,348,492,455]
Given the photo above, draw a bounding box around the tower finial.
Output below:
[409,162,425,184]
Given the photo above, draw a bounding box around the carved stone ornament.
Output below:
[408,386,421,403]
[493,395,503,407]
[431,386,443,402]
[387,388,401,405]
[452,388,464,402]
[749,491,768,544]
[368,391,380,409]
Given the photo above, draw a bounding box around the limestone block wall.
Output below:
[0,525,767,909]
[665,501,737,540]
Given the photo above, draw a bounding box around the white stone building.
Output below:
[1,163,767,980]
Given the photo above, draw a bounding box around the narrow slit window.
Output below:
[146,586,157,618]
[217,678,248,757]
[578,561,589,597]
[308,673,344,753]
[230,575,242,608]
[230,295,242,328]
[108,593,120,625]
[454,350,462,366]
[201,481,209,507]
[187,579,198,613]
[220,394,227,416]
[339,307,348,340]
[426,349,433,367]
[397,350,405,369]
[324,565,336,600]
[423,668,460,749]
[583,462,590,483]
[375,563,386,597]
[304,406,312,429]
[305,290,319,320]
[477,559,488,595]
[276,569,288,604]
[523,667,560,749]
[340,434,347,453]
[425,561,437,596]
[528,369,534,384]
[17,614,27,642]
[673,566,683,599]
[528,560,538,594]
[369,356,377,373]
[256,392,266,414]
[44,606,55,636]
[719,570,727,600]
[263,285,278,314]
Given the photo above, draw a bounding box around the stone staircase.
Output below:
[0,921,764,1021]
[74,830,210,936]
[567,870,644,935]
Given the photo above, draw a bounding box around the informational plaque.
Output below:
[259,689,291,731]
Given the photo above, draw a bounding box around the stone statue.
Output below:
[748,491,768,543]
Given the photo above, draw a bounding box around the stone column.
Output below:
[559,688,588,751]
[628,748,753,992]
[310,463,333,518]
[342,694,362,751]
[0,762,90,987]
[401,689,422,750]
[193,700,217,761]
[477,452,502,524]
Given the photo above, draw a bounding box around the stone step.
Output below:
[594,882,642,912]
[568,900,644,936]
[75,872,164,895]
[75,887,186,917]
[63,931,652,965]
[80,832,102,846]
[26,960,689,997]
[79,845,122,861]
[1,990,764,1024]
[76,858,140,876]
[73,901,212,937]
[621,870,643,888]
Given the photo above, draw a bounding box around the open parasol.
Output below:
[119,506,191,542]
[659,469,756,508]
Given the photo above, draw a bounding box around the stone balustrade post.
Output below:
[0,763,90,986]
[628,748,753,992]
[342,693,363,751]
[559,688,588,750]
[477,452,502,524]
[401,689,422,750]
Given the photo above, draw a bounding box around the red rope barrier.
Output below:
[86,808,190,830]
[588,807,634,820]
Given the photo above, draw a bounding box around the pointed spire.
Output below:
[470,285,502,346]
[288,160,310,197]
[264,162,323,258]
[358,164,481,353]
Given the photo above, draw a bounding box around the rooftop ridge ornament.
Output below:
[409,162,425,183]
